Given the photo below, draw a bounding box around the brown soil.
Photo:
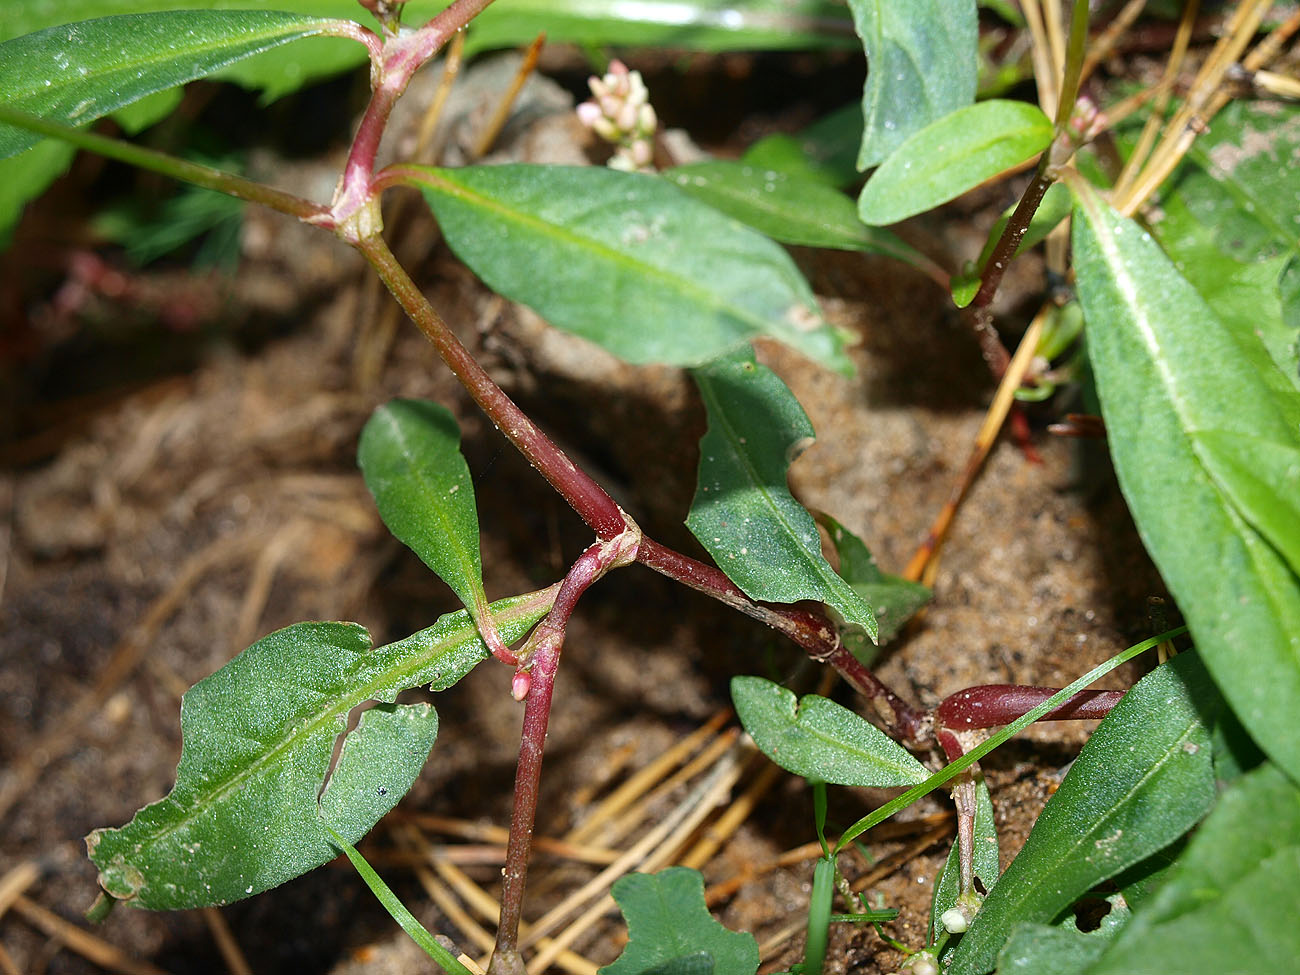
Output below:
[0,51,1164,975]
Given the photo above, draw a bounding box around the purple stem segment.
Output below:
[490,536,631,973]
[938,684,1125,734]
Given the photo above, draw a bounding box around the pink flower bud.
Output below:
[576,101,603,128]
[511,671,531,701]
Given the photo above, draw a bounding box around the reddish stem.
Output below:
[491,536,631,973]
[937,684,1125,733]
[636,539,924,741]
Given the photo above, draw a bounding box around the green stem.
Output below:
[0,104,327,223]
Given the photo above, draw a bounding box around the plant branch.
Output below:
[354,234,628,539]
[0,106,327,223]
[490,534,632,975]
[635,539,924,740]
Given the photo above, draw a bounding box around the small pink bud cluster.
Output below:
[576,60,658,172]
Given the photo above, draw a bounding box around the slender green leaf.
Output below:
[1192,430,1300,578]
[731,676,928,787]
[0,11,350,160]
[803,857,835,975]
[1149,191,1300,394]
[664,161,923,263]
[413,165,851,373]
[1072,180,1300,782]
[359,400,496,644]
[742,103,864,190]
[0,1,427,101]
[687,348,876,639]
[601,868,758,975]
[323,822,475,975]
[833,630,1182,854]
[466,0,857,55]
[820,514,929,648]
[1083,763,1300,975]
[930,776,998,945]
[859,100,1052,225]
[946,653,1217,975]
[848,0,978,170]
[85,592,554,910]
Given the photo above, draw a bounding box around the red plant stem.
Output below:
[355,235,628,539]
[491,539,620,974]
[937,685,1125,733]
[636,539,924,741]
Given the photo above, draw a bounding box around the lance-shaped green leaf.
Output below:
[731,676,927,787]
[467,0,856,55]
[412,165,852,373]
[602,867,758,975]
[930,776,999,945]
[0,10,352,160]
[687,348,876,639]
[819,513,929,651]
[946,653,1216,975]
[359,400,500,653]
[663,161,923,264]
[859,100,1052,225]
[848,0,978,171]
[1083,763,1300,975]
[86,590,554,910]
[742,102,865,190]
[1072,180,1300,782]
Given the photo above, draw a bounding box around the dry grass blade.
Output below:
[565,708,731,845]
[10,896,169,975]
[0,862,39,918]
[398,813,620,865]
[1079,0,1149,83]
[0,940,20,975]
[471,32,546,160]
[202,907,253,975]
[848,824,952,893]
[903,308,1048,584]
[525,754,745,974]
[521,746,743,953]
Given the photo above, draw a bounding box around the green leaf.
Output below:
[466,0,858,55]
[359,400,497,646]
[85,592,553,910]
[1072,180,1300,782]
[1191,430,1300,578]
[323,822,475,975]
[945,654,1216,975]
[996,901,1129,975]
[602,867,758,975]
[820,514,929,648]
[731,676,928,787]
[1148,190,1300,394]
[413,165,852,373]
[0,1,441,102]
[950,181,1072,307]
[0,11,350,160]
[664,161,925,264]
[742,103,865,190]
[687,348,876,639]
[1083,763,1300,975]
[1177,100,1300,266]
[848,0,978,171]
[0,138,75,248]
[858,100,1053,225]
[930,776,998,945]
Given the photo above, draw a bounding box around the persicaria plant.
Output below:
[2,1,1298,973]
